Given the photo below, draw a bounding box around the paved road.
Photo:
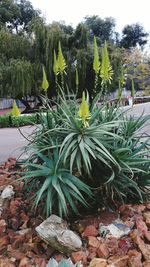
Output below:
[0,102,149,165]
[0,125,37,165]
[122,102,150,117]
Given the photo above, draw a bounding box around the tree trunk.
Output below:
[17,96,31,114]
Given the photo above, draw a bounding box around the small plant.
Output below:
[21,148,93,217]
[46,258,81,267]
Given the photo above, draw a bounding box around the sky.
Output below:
[30,0,150,35]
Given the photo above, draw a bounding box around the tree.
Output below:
[84,15,116,45]
[120,23,149,49]
[123,47,150,93]
[0,0,40,34]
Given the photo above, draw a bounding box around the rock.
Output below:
[132,204,146,213]
[144,231,150,242]
[135,236,150,261]
[0,235,9,252]
[34,258,47,267]
[143,261,150,267]
[118,238,132,254]
[16,228,31,236]
[71,250,87,264]
[146,203,150,210]
[96,243,109,258]
[53,253,64,263]
[88,236,100,248]
[0,257,16,267]
[136,217,147,234]
[107,255,129,267]
[89,258,107,267]
[106,237,119,255]
[1,185,14,199]
[99,219,131,239]
[82,225,99,237]
[143,212,150,226]
[77,212,118,229]
[128,249,142,267]
[36,215,82,254]
[87,246,97,260]
[119,205,135,220]
[19,257,34,267]
[7,250,26,261]
[0,219,7,234]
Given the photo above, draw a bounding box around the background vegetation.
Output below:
[0,0,150,112]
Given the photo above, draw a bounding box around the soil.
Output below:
[0,158,150,267]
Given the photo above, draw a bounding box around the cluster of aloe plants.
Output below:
[21,38,150,218]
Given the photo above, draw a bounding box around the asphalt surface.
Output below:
[0,125,37,165]
[0,102,149,165]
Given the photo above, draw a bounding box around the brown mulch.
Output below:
[0,158,150,267]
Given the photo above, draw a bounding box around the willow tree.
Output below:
[0,26,41,112]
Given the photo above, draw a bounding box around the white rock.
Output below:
[1,185,15,199]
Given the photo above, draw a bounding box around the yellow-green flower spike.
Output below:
[100,40,113,85]
[42,65,49,91]
[79,92,91,127]
[93,36,100,74]
[57,41,66,73]
[53,50,59,75]
[12,100,20,117]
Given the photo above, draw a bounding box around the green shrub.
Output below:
[0,113,38,128]
[21,148,93,217]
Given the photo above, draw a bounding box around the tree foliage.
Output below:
[0,1,149,107]
[120,23,148,49]
[0,0,40,34]
[84,15,116,45]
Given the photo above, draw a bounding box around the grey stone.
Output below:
[36,215,82,254]
[1,185,15,199]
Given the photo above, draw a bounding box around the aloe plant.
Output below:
[21,148,93,217]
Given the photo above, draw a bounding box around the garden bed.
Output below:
[0,158,150,267]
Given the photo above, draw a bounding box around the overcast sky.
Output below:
[30,0,150,34]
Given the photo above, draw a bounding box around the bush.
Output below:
[0,113,39,128]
